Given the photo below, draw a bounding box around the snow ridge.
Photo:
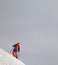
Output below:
[0,48,25,65]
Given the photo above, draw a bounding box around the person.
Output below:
[12,42,20,58]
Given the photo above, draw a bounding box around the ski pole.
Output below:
[10,48,13,53]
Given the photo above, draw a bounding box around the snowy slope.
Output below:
[0,48,25,65]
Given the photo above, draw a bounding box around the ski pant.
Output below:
[12,52,19,58]
[12,49,19,58]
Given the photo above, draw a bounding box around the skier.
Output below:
[12,42,20,58]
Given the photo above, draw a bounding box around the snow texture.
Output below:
[0,48,25,65]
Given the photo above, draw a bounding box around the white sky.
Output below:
[0,0,58,65]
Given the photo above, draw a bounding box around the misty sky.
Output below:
[0,0,58,65]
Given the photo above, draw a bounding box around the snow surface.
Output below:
[0,48,25,65]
